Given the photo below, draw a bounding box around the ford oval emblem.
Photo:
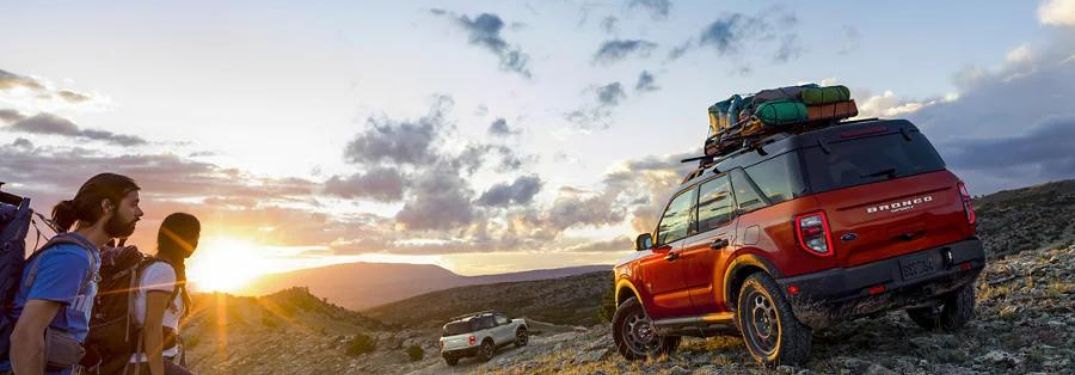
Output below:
[841,233,858,242]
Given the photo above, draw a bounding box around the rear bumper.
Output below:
[777,237,985,329]
[442,346,479,358]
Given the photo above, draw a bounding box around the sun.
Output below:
[186,237,266,293]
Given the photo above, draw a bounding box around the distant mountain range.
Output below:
[242,262,611,310]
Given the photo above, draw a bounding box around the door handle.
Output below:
[665,251,680,262]
[710,238,730,250]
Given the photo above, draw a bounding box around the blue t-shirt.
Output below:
[0,233,100,375]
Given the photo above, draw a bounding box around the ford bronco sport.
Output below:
[439,311,528,366]
[611,119,984,366]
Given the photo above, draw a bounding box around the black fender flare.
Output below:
[721,252,781,310]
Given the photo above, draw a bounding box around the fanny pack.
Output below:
[45,328,85,370]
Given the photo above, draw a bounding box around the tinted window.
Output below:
[744,152,807,204]
[495,314,509,325]
[442,321,473,336]
[802,132,945,193]
[697,176,735,232]
[656,188,697,246]
[730,169,767,212]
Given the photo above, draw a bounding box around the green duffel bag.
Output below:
[754,99,808,126]
[801,85,851,105]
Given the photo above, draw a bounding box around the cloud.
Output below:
[601,16,618,34]
[0,109,26,123]
[487,118,515,136]
[476,175,542,207]
[597,82,626,106]
[943,117,1075,181]
[0,69,45,91]
[5,112,147,146]
[343,107,444,166]
[774,34,803,63]
[838,25,862,55]
[565,235,632,252]
[903,34,1075,193]
[855,90,951,119]
[0,69,95,104]
[439,12,532,78]
[1039,0,1075,26]
[629,0,671,19]
[673,8,802,65]
[395,165,477,231]
[593,39,657,65]
[635,70,659,92]
[324,167,406,202]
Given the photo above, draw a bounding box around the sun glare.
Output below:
[186,237,266,293]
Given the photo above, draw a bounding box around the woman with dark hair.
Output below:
[3,173,143,375]
[126,213,200,375]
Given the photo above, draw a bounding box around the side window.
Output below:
[697,176,735,232]
[730,169,768,212]
[656,188,697,246]
[495,314,509,325]
[744,152,806,205]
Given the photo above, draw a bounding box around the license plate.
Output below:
[900,253,936,281]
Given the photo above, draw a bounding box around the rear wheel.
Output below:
[906,282,976,332]
[515,328,529,347]
[478,339,495,362]
[736,273,812,367]
[443,355,459,366]
[612,297,680,360]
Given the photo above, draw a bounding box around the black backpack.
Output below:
[81,251,181,375]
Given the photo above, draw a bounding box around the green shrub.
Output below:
[597,285,616,322]
[345,333,376,357]
[406,345,424,362]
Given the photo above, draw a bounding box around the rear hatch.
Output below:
[799,122,973,267]
[441,320,476,351]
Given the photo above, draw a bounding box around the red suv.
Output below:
[611,119,984,366]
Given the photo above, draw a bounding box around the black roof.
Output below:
[681,118,918,187]
[447,310,500,323]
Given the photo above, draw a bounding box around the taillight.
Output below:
[468,335,476,346]
[957,181,976,225]
[795,211,834,256]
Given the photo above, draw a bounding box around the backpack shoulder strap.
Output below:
[24,233,100,293]
[138,258,181,304]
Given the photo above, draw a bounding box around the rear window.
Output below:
[802,131,945,193]
[442,321,473,336]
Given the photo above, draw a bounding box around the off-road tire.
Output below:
[515,328,529,347]
[906,282,976,332]
[478,339,495,362]
[612,297,680,360]
[736,273,812,367]
[443,355,459,366]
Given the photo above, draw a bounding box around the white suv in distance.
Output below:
[439,311,528,365]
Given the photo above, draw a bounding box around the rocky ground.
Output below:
[404,244,1075,375]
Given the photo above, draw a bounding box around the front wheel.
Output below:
[612,297,680,360]
[906,282,976,332]
[736,273,812,367]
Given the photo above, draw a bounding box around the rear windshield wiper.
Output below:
[861,168,897,179]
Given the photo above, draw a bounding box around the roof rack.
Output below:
[449,310,498,321]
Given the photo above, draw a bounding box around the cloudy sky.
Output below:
[2,0,1074,282]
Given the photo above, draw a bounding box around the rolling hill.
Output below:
[242,262,611,310]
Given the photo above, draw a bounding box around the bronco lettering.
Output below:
[866,195,933,214]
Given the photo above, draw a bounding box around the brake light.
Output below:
[794,211,834,256]
[957,181,976,225]
[468,335,476,346]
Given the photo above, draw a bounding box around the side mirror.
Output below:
[635,233,654,251]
